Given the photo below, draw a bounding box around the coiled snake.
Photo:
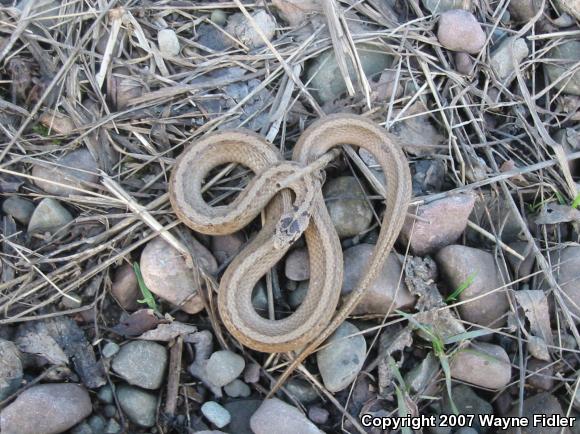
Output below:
[169,114,411,358]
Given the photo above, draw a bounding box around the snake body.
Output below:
[170,114,411,354]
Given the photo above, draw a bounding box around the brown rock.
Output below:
[111,263,141,311]
[437,10,486,54]
[342,244,415,315]
[272,0,321,25]
[455,52,474,75]
[500,392,567,434]
[250,398,323,434]
[32,149,99,196]
[0,383,92,434]
[450,342,511,389]
[210,232,244,265]
[508,0,543,22]
[39,110,75,135]
[399,194,475,256]
[285,248,310,281]
[436,245,509,328]
[140,237,217,314]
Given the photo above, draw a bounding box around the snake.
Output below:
[169,114,411,357]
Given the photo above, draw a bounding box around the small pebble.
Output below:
[455,52,474,75]
[210,10,227,26]
[117,384,157,428]
[490,37,529,80]
[284,378,319,404]
[103,404,117,418]
[308,406,329,425]
[104,418,122,434]
[112,340,168,389]
[450,342,511,389]
[2,197,34,225]
[201,401,231,429]
[508,0,543,21]
[224,379,251,398]
[323,176,373,238]
[210,233,244,264]
[97,385,114,404]
[205,350,245,387]
[102,341,120,358]
[437,10,486,54]
[28,198,74,234]
[158,28,180,57]
[225,10,276,49]
[111,263,141,311]
[317,321,366,392]
[244,362,260,383]
[250,398,322,434]
[285,248,310,281]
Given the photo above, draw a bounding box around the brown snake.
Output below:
[169,114,411,383]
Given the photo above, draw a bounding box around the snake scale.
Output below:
[169,114,411,360]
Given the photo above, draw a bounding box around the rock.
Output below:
[422,0,471,14]
[553,246,580,322]
[197,23,232,51]
[527,358,554,390]
[104,418,121,433]
[400,195,475,256]
[308,406,329,425]
[32,149,99,196]
[501,392,565,434]
[250,398,323,434]
[201,401,231,429]
[210,233,244,264]
[437,10,486,54]
[111,340,167,389]
[441,385,492,433]
[111,263,141,311]
[0,383,91,434]
[140,237,217,314]
[244,363,260,383]
[436,245,509,328]
[28,198,73,234]
[88,415,106,433]
[117,384,157,428]
[223,400,261,434]
[306,45,392,104]
[285,248,310,281]
[450,342,511,389]
[455,52,474,75]
[491,37,529,81]
[405,352,439,394]
[101,341,120,358]
[469,193,522,243]
[0,339,22,400]
[554,0,580,20]
[283,378,319,404]
[226,10,276,49]
[2,197,34,225]
[288,280,309,308]
[158,28,180,57]
[342,245,414,314]
[545,40,580,96]
[210,10,227,26]
[317,321,366,392]
[39,110,75,135]
[508,0,543,22]
[107,67,143,110]
[97,385,114,404]
[205,350,245,387]
[273,0,321,25]
[323,176,373,238]
[507,241,535,282]
[224,379,251,398]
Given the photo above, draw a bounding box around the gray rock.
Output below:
[400,194,475,256]
[455,52,474,75]
[117,384,157,427]
[508,0,543,21]
[210,10,227,25]
[250,398,323,434]
[243,362,260,383]
[224,379,251,398]
[437,10,486,54]
[158,28,180,57]
[527,358,554,390]
[112,340,167,389]
[553,246,580,322]
[97,385,114,404]
[201,401,231,429]
[210,232,244,264]
[103,405,116,418]
[545,40,580,96]
[88,415,106,433]
[501,392,565,434]
[405,351,439,394]
[342,245,415,314]
[225,10,276,49]
[323,176,373,238]
[441,385,492,433]
[554,0,580,20]
[0,383,92,434]
[306,44,392,104]
[288,280,309,309]
[316,321,366,392]
[436,245,509,328]
[283,378,319,404]
[450,342,511,390]
[2,197,34,225]
[285,248,310,281]
[32,149,99,196]
[308,406,329,425]
[0,339,22,400]
[205,350,245,387]
[422,0,471,14]
[491,37,529,81]
[101,341,120,358]
[141,237,217,314]
[104,418,121,433]
[223,400,261,434]
[111,263,141,311]
[28,198,73,234]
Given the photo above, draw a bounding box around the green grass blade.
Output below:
[133,262,158,312]
[445,272,477,303]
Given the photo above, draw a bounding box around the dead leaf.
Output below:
[515,290,553,347]
[138,322,197,342]
[16,333,68,365]
[528,335,550,361]
[111,309,164,337]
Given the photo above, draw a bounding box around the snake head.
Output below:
[274,211,310,249]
